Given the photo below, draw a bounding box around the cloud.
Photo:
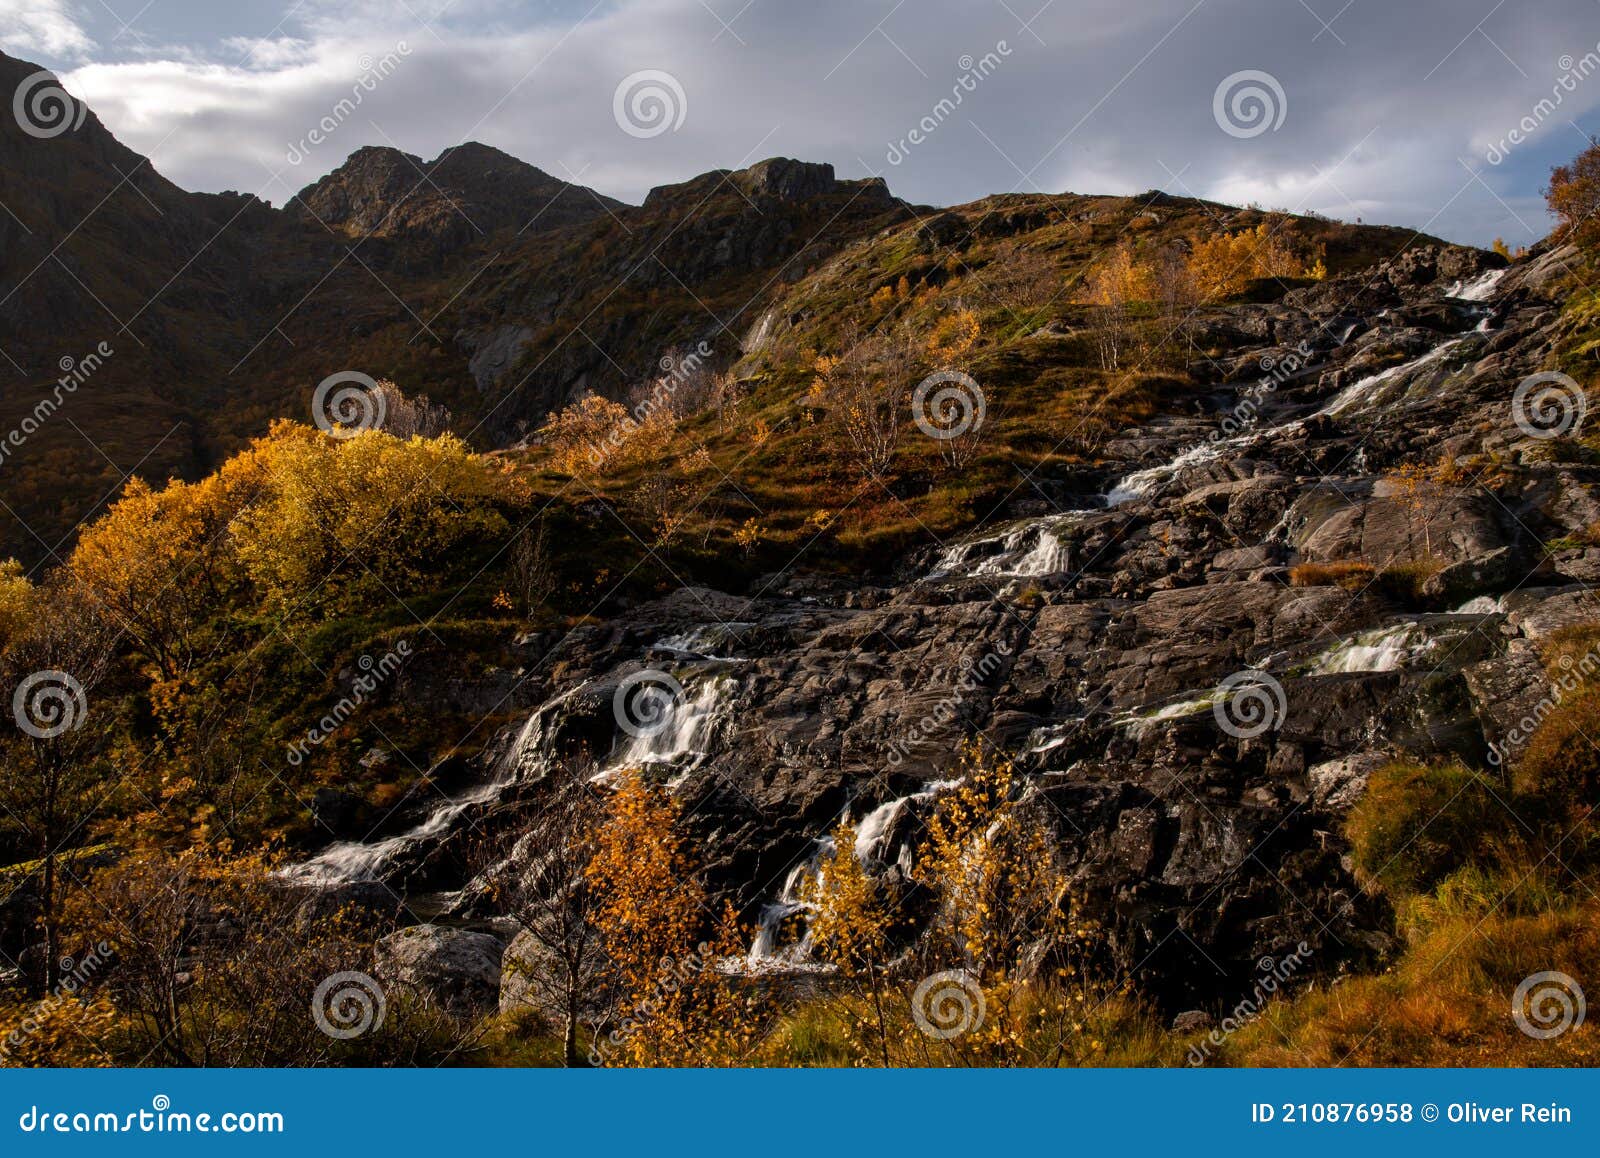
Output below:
[47,0,1600,244]
[0,0,95,59]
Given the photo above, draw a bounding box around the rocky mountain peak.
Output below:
[289,140,620,246]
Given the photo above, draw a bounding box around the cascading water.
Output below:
[654,623,754,660]
[1312,339,1465,419]
[1104,437,1238,507]
[1304,622,1433,675]
[279,683,592,887]
[1445,267,1507,302]
[598,674,736,786]
[744,780,959,970]
[930,514,1082,579]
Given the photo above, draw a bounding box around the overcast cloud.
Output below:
[5,0,1600,245]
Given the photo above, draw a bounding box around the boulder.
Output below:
[375,925,503,1017]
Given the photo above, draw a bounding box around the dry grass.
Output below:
[1289,560,1375,589]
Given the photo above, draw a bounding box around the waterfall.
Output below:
[598,675,735,785]
[1445,268,1507,302]
[1312,339,1464,419]
[930,513,1083,579]
[1305,622,1432,675]
[744,780,960,970]
[278,683,593,887]
[1105,436,1244,508]
[655,623,754,660]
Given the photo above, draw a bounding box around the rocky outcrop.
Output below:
[319,242,1584,1009]
[375,925,504,1017]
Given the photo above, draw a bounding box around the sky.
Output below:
[5,0,1600,246]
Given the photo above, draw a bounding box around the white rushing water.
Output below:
[1311,339,1465,419]
[1304,622,1433,675]
[597,675,735,786]
[744,780,960,969]
[1104,438,1237,507]
[279,682,595,886]
[282,666,740,886]
[654,623,754,660]
[1444,267,1507,302]
[930,514,1083,579]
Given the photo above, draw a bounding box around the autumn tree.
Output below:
[69,471,247,681]
[508,518,558,617]
[0,582,115,990]
[71,845,457,1066]
[1083,241,1151,370]
[229,422,510,615]
[372,379,452,439]
[801,821,895,1065]
[1185,224,1313,302]
[808,323,922,478]
[584,771,756,1065]
[486,765,610,1067]
[1548,136,1600,248]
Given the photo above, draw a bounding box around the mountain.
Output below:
[0,48,1456,565]
[4,46,1600,1069]
[288,142,625,256]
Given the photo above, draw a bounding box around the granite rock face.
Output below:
[314,246,1593,1009]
